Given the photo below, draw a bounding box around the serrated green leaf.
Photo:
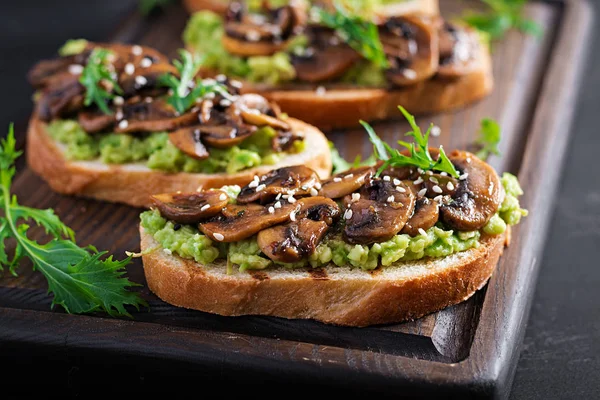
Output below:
[475,117,502,160]
[11,205,75,241]
[0,219,10,268]
[80,48,122,115]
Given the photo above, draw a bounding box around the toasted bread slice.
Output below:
[241,45,493,130]
[140,226,507,326]
[26,115,332,208]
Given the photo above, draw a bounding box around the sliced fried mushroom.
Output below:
[344,179,415,245]
[35,73,85,121]
[119,62,178,96]
[151,190,229,224]
[233,94,291,131]
[237,166,320,204]
[421,172,458,198]
[199,202,296,242]
[78,109,115,133]
[381,15,440,86]
[440,151,504,231]
[257,197,340,263]
[168,126,210,160]
[437,23,480,78]
[114,99,200,133]
[199,124,256,148]
[28,56,77,88]
[319,166,374,199]
[401,197,439,236]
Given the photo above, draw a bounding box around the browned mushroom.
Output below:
[344,179,416,244]
[119,62,178,97]
[28,56,77,88]
[222,2,298,56]
[400,197,440,236]
[237,166,320,204]
[151,190,229,224]
[437,22,480,78]
[168,126,210,160]
[421,172,458,198]
[78,110,115,133]
[257,197,340,263]
[319,166,374,199]
[381,15,440,86]
[232,94,291,131]
[440,151,504,231]
[35,73,85,121]
[199,201,297,242]
[114,98,200,133]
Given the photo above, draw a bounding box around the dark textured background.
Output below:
[1,1,598,398]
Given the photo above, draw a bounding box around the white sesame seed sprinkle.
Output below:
[256,184,266,192]
[276,193,282,200]
[301,185,308,191]
[216,74,227,82]
[118,120,129,129]
[220,99,232,107]
[393,178,401,186]
[434,195,443,203]
[459,173,469,181]
[310,187,318,196]
[163,248,172,255]
[351,193,361,202]
[418,228,427,236]
[115,110,124,121]
[447,182,455,191]
[288,196,297,204]
[282,194,289,199]
[383,175,390,181]
[248,180,258,188]
[426,170,433,175]
[140,57,153,68]
[387,195,394,203]
[230,80,243,89]
[418,188,427,197]
[403,69,417,79]
[315,86,327,96]
[246,30,261,41]
[429,176,439,184]
[213,233,225,241]
[314,182,322,190]
[414,177,423,185]
[274,201,282,209]
[113,96,124,106]
[467,157,472,163]
[268,206,275,214]
[219,193,228,201]
[290,211,297,221]
[125,63,135,75]
[135,75,148,86]
[433,185,443,193]
[200,204,210,211]
[333,177,342,183]
[344,174,354,179]
[344,209,353,220]
[431,125,441,137]
[396,186,406,193]
[132,45,143,56]
[68,64,83,75]
[440,172,448,176]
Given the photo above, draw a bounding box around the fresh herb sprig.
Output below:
[314,3,388,68]
[0,125,146,316]
[80,48,122,115]
[329,142,376,174]
[462,0,542,40]
[159,49,228,114]
[363,106,460,178]
[475,118,501,160]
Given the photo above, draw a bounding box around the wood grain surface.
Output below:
[0,1,592,398]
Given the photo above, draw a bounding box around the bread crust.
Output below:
[140,226,506,326]
[26,115,331,208]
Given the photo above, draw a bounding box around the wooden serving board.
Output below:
[0,0,593,398]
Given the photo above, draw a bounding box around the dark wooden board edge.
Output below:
[0,1,593,398]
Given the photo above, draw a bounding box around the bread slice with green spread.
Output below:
[183,1,492,129]
[26,41,331,207]
[137,114,527,326]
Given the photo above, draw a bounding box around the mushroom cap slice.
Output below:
[199,202,297,242]
[440,151,505,231]
[199,124,256,149]
[257,197,341,263]
[168,126,210,160]
[401,197,440,236]
[437,22,481,78]
[381,15,440,86]
[319,166,374,199]
[151,190,229,225]
[292,43,360,83]
[237,166,320,204]
[344,179,416,245]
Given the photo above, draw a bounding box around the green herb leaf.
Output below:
[0,124,146,316]
[159,49,228,114]
[314,3,388,68]
[364,107,460,178]
[79,48,122,115]
[475,117,501,160]
[329,141,376,174]
[462,0,542,40]
[139,0,174,16]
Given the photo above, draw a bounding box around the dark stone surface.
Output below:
[0,1,598,398]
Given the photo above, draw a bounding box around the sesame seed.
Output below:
[383,175,390,181]
[132,45,143,56]
[417,168,424,174]
[431,125,441,137]
[288,196,297,204]
[310,187,318,196]
[429,176,439,184]
[213,233,225,241]
[68,64,83,75]
[418,228,427,236]
[216,74,227,82]
[145,96,153,103]
[466,157,472,163]
[125,63,135,75]
[301,185,308,191]
[434,195,443,203]
[393,178,401,185]
[344,174,354,179]
[115,110,124,121]
[219,193,228,201]
[418,188,427,197]
[447,182,455,191]
[205,92,216,99]
[387,195,394,203]
[163,248,172,255]
[433,185,443,193]
[200,204,210,211]
[333,177,342,183]
[282,194,289,199]
[274,201,282,209]
[248,180,258,188]
[256,184,266,192]
[253,175,259,182]
[118,120,129,129]
[113,96,124,106]
[459,173,469,180]
[230,80,243,89]
[344,209,353,220]
[314,182,322,190]
[220,99,232,107]
[315,86,326,96]
[414,177,423,185]
[440,172,448,176]
[135,75,148,86]
[396,186,406,193]
[268,206,275,214]
[426,170,433,175]
[403,69,417,79]
[275,193,282,200]
[246,30,261,41]
[140,57,153,68]
[351,193,361,202]
[290,211,297,221]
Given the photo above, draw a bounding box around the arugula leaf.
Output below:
[139,0,174,16]
[363,107,460,178]
[475,117,502,160]
[159,49,228,114]
[463,0,542,40]
[80,48,122,115]
[329,141,376,174]
[314,3,388,69]
[0,124,146,316]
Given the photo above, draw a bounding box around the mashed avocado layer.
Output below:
[139,173,527,272]
[47,119,302,174]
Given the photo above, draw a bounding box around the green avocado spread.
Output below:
[47,119,304,174]
[139,174,527,273]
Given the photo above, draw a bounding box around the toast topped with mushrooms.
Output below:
[26,40,331,207]
[182,0,492,129]
[138,109,527,326]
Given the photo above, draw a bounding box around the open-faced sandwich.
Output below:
[26,40,331,207]
[138,109,527,326]
[183,0,492,129]
[182,0,440,18]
